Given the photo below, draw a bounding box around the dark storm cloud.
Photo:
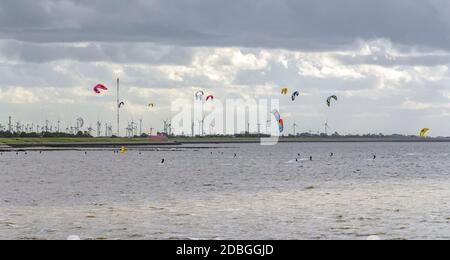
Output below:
[0,0,449,51]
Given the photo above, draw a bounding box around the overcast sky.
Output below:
[1,0,450,136]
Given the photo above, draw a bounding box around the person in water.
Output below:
[330,153,334,157]
[309,156,313,161]
[161,159,165,164]
[373,155,377,160]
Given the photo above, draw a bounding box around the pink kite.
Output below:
[93,84,108,94]
[206,95,214,101]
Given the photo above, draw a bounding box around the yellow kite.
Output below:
[419,128,429,137]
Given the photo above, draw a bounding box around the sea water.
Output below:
[0,142,449,240]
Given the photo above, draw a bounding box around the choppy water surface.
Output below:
[0,142,449,240]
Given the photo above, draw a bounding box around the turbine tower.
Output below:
[293,121,298,136]
[209,122,215,135]
[117,78,120,137]
[15,121,21,133]
[8,116,12,133]
[96,121,102,137]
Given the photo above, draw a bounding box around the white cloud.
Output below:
[400,99,450,110]
[0,87,40,104]
[1,39,450,135]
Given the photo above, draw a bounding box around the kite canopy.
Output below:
[327,95,338,107]
[271,110,284,133]
[281,88,289,95]
[419,128,429,137]
[292,91,300,101]
[272,109,281,122]
[278,119,284,133]
[206,95,214,101]
[195,90,205,101]
[118,102,125,108]
[93,84,108,94]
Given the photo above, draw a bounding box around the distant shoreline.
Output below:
[1,136,450,150]
[176,137,450,143]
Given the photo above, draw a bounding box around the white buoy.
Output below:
[67,235,81,240]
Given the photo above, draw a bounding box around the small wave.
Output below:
[285,160,296,164]
[405,153,422,156]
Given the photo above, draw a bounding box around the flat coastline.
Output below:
[1,136,450,150]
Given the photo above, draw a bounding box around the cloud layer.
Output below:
[1,0,450,51]
[1,1,450,136]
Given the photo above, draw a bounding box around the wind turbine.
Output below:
[197,120,202,136]
[105,123,113,136]
[15,121,21,133]
[76,118,84,132]
[96,121,102,137]
[163,119,172,136]
[324,120,329,136]
[125,121,131,137]
[8,116,12,132]
[209,122,215,135]
[293,121,298,136]
[45,120,49,132]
